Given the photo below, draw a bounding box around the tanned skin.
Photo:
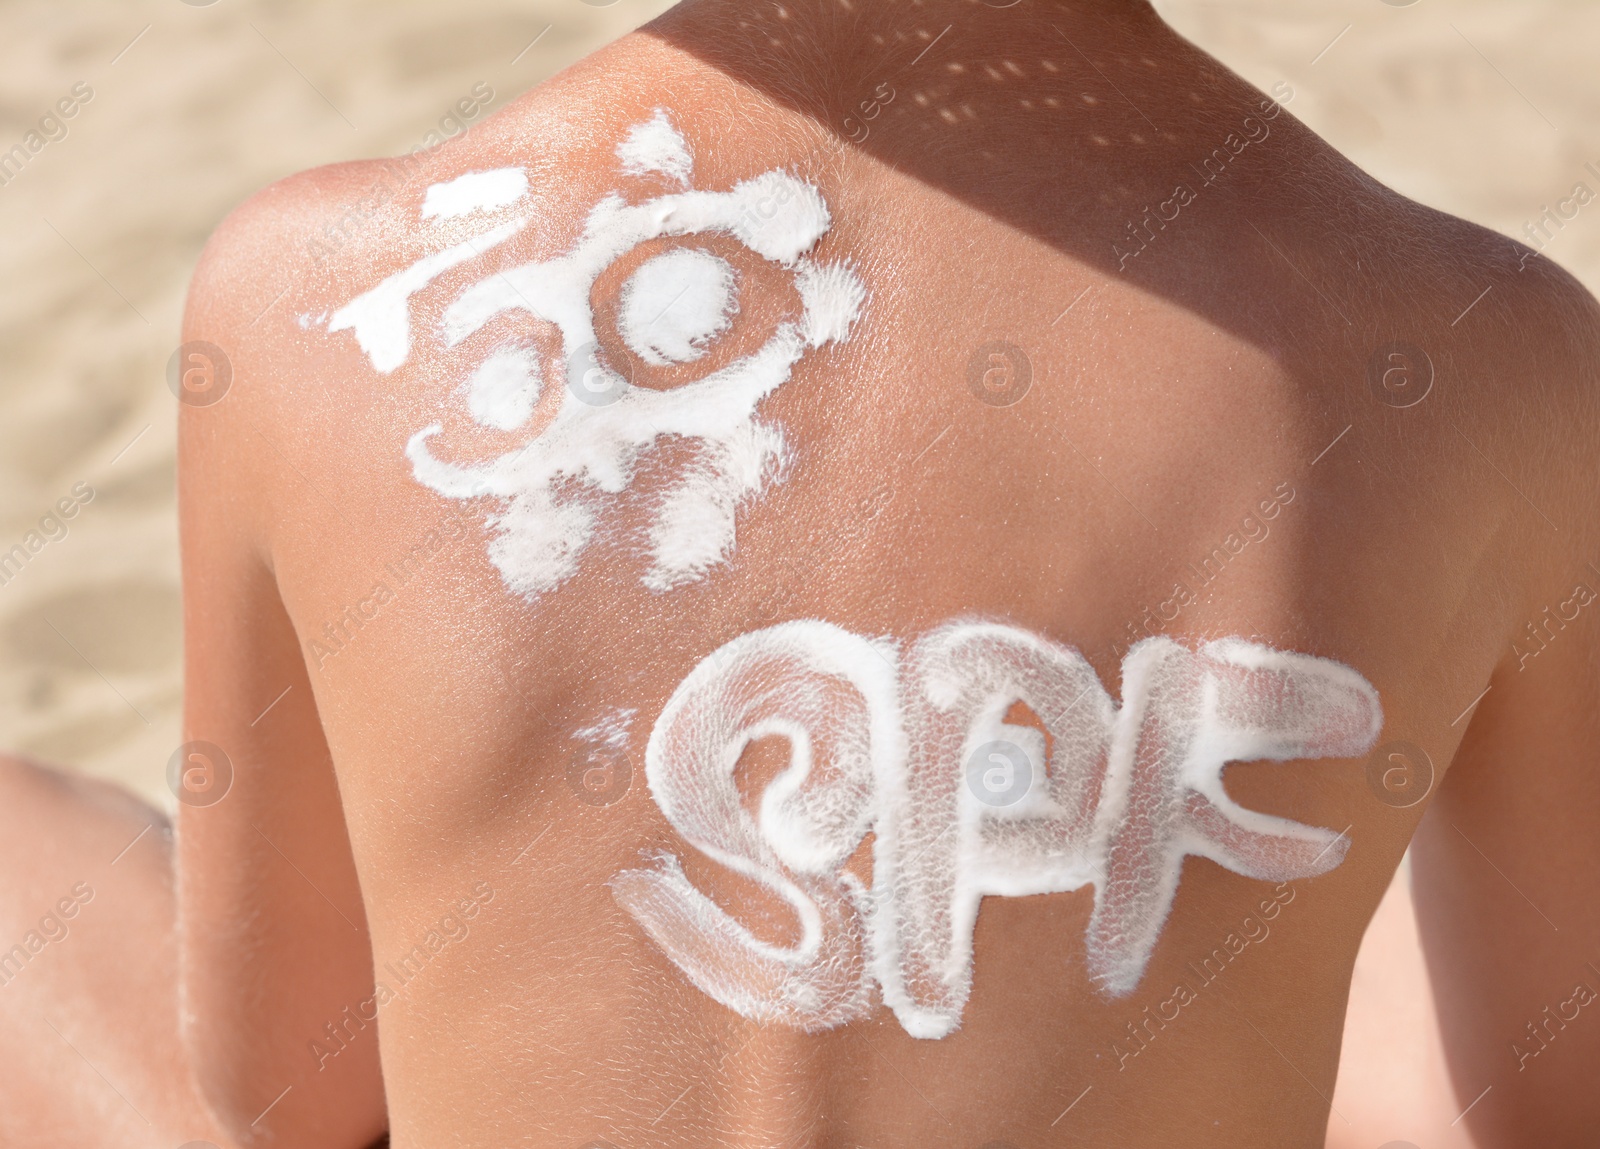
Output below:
[2,1,1599,1146]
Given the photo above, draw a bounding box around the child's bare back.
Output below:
[11,1,1600,1147]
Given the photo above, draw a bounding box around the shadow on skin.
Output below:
[644,0,1537,369]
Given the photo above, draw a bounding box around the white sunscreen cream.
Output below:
[399,110,864,599]
[610,621,900,1031]
[615,620,1382,1038]
[421,167,530,220]
[574,705,637,753]
[615,108,695,187]
[465,347,541,431]
[327,218,526,374]
[877,623,1116,1037]
[617,247,738,366]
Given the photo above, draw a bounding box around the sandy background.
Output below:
[0,2,1596,1141]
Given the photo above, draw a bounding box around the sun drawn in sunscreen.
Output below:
[613,620,1382,1037]
[323,107,866,601]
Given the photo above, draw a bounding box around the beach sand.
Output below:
[1,0,1594,1140]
